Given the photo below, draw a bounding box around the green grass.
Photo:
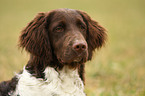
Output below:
[0,0,145,96]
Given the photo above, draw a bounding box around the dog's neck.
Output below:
[25,55,61,79]
[25,55,85,82]
[13,66,85,96]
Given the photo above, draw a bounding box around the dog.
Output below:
[0,8,106,96]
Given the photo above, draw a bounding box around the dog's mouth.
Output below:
[58,57,84,69]
[56,46,88,68]
[57,51,88,69]
[73,56,82,62]
[58,56,83,64]
[58,52,88,64]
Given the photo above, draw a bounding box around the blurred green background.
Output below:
[0,0,145,96]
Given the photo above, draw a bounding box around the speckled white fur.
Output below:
[12,66,85,96]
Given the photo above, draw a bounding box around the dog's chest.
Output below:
[13,67,85,96]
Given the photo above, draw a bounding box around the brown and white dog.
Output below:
[0,8,107,96]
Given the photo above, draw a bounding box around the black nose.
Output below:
[73,42,87,53]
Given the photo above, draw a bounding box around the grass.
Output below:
[0,0,145,95]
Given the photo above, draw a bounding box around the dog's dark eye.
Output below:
[77,21,86,31]
[80,25,85,29]
[79,24,86,31]
[54,26,64,32]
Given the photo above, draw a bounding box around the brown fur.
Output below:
[19,8,107,80]
[77,10,107,60]
[0,9,107,95]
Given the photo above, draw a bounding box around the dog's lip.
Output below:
[58,52,87,64]
[73,56,82,62]
[58,55,83,64]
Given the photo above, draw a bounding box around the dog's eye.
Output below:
[79,23,86,31]
[55,26,64,32]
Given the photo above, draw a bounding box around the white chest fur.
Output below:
[13,67,85,96]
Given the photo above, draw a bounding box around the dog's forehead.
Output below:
[50,9,83,22]
[54,8,79,15]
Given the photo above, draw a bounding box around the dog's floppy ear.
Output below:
[19,12,52,60]
[77,11,107,60]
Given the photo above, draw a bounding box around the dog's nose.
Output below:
[73,42,87,53]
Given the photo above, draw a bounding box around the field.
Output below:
[0,0,145,96]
